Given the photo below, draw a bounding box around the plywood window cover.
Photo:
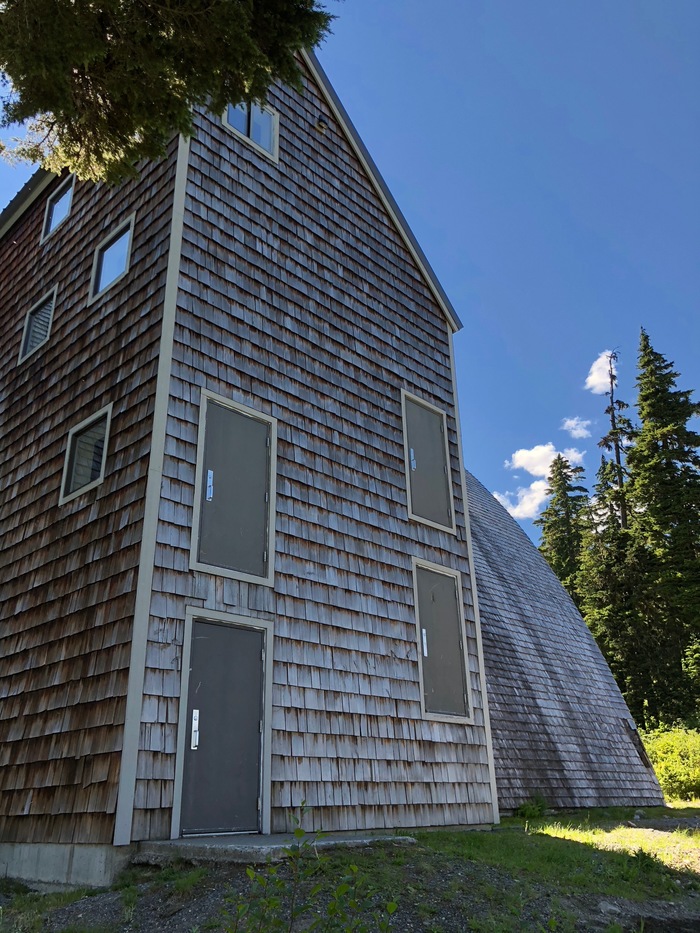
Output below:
[40,175,75,243]
[190,389,277,587]
[87,213,136,304]
[222,102,280,163]
[401,389,456,535]
[17,285,57,364]
[59,402,113,505]
[171,608,275,838]
[412,557,474,725]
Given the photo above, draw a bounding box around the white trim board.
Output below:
[113,136,191,846]
[447,328,500,825]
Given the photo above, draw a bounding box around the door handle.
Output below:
[191,709,200,749]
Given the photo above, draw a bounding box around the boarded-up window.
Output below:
[61,408,111,502]
[19,288,56,362]
[197,399,274,581]
[403,394,454,530]
[415,564,469,719]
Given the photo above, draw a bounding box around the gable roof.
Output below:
[0,169,54,242]
[0,57,462,333]
[303,51,461,332]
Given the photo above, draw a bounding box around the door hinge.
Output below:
[259,719,263,734]
[257,796,262,812]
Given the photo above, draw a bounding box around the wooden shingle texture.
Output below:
[0,146,178,844]
[131,62,495,838]
[465,471,664,810]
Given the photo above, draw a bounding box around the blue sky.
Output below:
[1,0,698,539]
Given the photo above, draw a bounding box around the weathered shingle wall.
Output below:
[0,151,176,844]
[132,65,494,838]
[465,471,663,810]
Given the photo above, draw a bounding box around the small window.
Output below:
[223,102,278,160]
[89,216,135,301]
[402,391,455,533]
[414,561,471,722]
[59,405,112,504]
[41,177,74,241]
[18,287,57,363]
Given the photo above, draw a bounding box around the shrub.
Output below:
[642,727,700,799]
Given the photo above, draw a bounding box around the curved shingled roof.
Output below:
[466,470,664,811]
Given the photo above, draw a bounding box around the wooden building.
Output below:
[0,52,660,884]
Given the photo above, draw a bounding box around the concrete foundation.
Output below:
[135,832,418,866]
[0,843,135,888]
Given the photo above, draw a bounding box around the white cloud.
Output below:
[561,416,592,439]
[563,447,585,466]
[493,480,550,520]
[585,350,615,394]
[505,442,584,477]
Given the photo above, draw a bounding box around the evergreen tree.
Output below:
[625,329,700,723]
[0,0,332,183]
[598,351,634,529]
[534,454,588,606]
[577,457,652,724]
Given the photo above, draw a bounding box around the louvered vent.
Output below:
[20,291,55,360]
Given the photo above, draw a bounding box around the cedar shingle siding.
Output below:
[0,54,661,855]
[0,149,177,844]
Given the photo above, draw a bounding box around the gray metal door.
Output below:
[181,620,264,834]
[416,566,469,717]
[199,400,271,577]
[405,398,452,527]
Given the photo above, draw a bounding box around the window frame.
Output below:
[222,102,279,163]
[17,286,58,364]
[88,214,136,304]
[401,389,456,535]
[40,176,75,244]
[412,557,474,725]
[59,403,113,505]
[189,389,278,587]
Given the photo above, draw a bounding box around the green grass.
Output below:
[2,807,699,932]
[415,807,700,903]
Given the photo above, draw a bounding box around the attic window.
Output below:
[60,404,112,504]
[89,216,135,301]
[223,102,278,160]
[18,287,56,363]
[41,176,74,241]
